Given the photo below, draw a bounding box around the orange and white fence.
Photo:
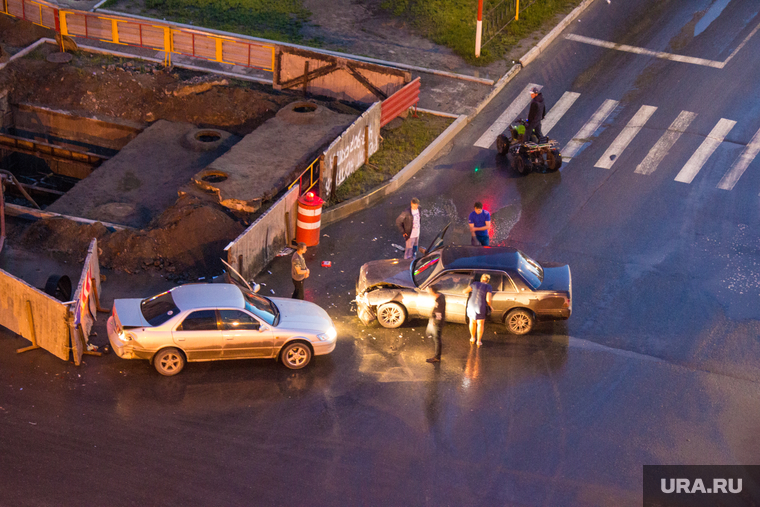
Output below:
[2,0,276,71]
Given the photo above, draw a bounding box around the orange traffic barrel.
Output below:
[295,191,324,246]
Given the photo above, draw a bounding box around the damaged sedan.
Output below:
[355,226,572,335]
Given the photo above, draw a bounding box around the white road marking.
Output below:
[717,127,760,191]
[565,34,724,68]
[723,20,760,67]
[474,83,540,148]
[635,111,697,176]
[543,91,580,135]
[561,99,619,161]
[674,118,736,184]
[595,105,657,169]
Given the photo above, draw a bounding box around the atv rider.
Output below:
[527,87,546,142]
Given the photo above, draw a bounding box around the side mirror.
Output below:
[258,324,270,332]
[251,282,261,293]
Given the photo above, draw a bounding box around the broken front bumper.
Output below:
[352,295,376,326]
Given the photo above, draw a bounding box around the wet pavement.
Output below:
[4,0,760,505]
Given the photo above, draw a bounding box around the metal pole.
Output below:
[515,0,519,20]
[475,0,483,57]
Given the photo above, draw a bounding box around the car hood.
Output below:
[537,265,571,292]
[358,258,416,293]
[271,298,333,331]
[113,298,150,328]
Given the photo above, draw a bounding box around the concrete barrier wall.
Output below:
[70,238,102,365]
[322,102,381,198]
[0,268,70,361]
[12,103,143,153]
[225,185,299,282]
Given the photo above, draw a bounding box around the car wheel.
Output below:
[496,135,508,156]
[377,302,406,328]
[547,149,562,171]
[154,348,185,376]
[505,309,534,335]
[281,341,312,369]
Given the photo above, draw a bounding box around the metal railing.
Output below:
[288,155,321,196]
[2,0,276,71]
[483,0,540,48]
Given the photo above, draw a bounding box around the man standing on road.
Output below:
[291,242,309,300]
[426,285,445,363]
[527,86,546,142]
[396,197,421,259]
[468,202,491,246]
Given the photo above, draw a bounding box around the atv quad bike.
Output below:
[496,119,562,175]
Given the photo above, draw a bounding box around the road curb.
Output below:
[469,63,522,120]
[321,114,468,227]
[519,0,597,67]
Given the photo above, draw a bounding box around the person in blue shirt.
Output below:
[468,202,491,246]
[464,274,493,347]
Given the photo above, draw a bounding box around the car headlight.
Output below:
[317,327,337,341]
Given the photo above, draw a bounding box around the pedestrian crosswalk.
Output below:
[474,86,760,193]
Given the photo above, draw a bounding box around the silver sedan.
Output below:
[107,283,337,375]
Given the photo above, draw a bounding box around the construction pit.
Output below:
[0,18,364,279]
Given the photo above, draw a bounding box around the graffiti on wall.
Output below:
[322,102,381,197]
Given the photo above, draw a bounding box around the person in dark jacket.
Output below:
[395,197,421,259]
[426,285,445,363]
[527,87,546,142]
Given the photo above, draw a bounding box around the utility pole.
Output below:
[475,0,483,57]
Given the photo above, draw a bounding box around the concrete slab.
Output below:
[197,101,356,211]
[47,120,239,228]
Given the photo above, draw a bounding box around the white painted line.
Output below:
[564,34,725,69]
[674,118,736,184]
[561,99,619,161]
[474,83,540,148]
[723,20,760,67]
[717,127,760,191]
[595,105,657,169]
[635,111,697,176]
[543,91,580,135]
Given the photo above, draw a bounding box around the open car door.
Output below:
[221,259,260,294]
[425,222,450,255]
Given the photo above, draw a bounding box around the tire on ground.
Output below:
[547,149,562,171]
[512,154,532,175]
[377,302,406,328]
[154,348,186,376]
[505,308,534,335]
[280,341,313,369]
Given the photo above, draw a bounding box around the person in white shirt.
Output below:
[395,197,421,259]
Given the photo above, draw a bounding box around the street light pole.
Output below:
[475,0,483,57]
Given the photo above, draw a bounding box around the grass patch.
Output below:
[119,0,318,44]
[380,0,584,65]
[328,112,453,206]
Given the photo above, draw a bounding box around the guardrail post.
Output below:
[303,61,309,95]
[364,125,369,164]
[331,155,338,199]
[16,300,40,354]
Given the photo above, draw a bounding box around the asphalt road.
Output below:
[3,0,760,505]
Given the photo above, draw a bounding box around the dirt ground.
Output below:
[0,16,361,279]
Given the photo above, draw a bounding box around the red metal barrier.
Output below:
[380,77,421,127]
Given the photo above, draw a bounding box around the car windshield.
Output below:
[412,252,441,286]
[517,251,544,289]
[140,290,180,326]
[243,291,279,326]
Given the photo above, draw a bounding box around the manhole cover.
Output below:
[96,202,136,218]
[195,130,222,143]
[293,104,317,113]
[46,52,73,64]
[201,172,228,183]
